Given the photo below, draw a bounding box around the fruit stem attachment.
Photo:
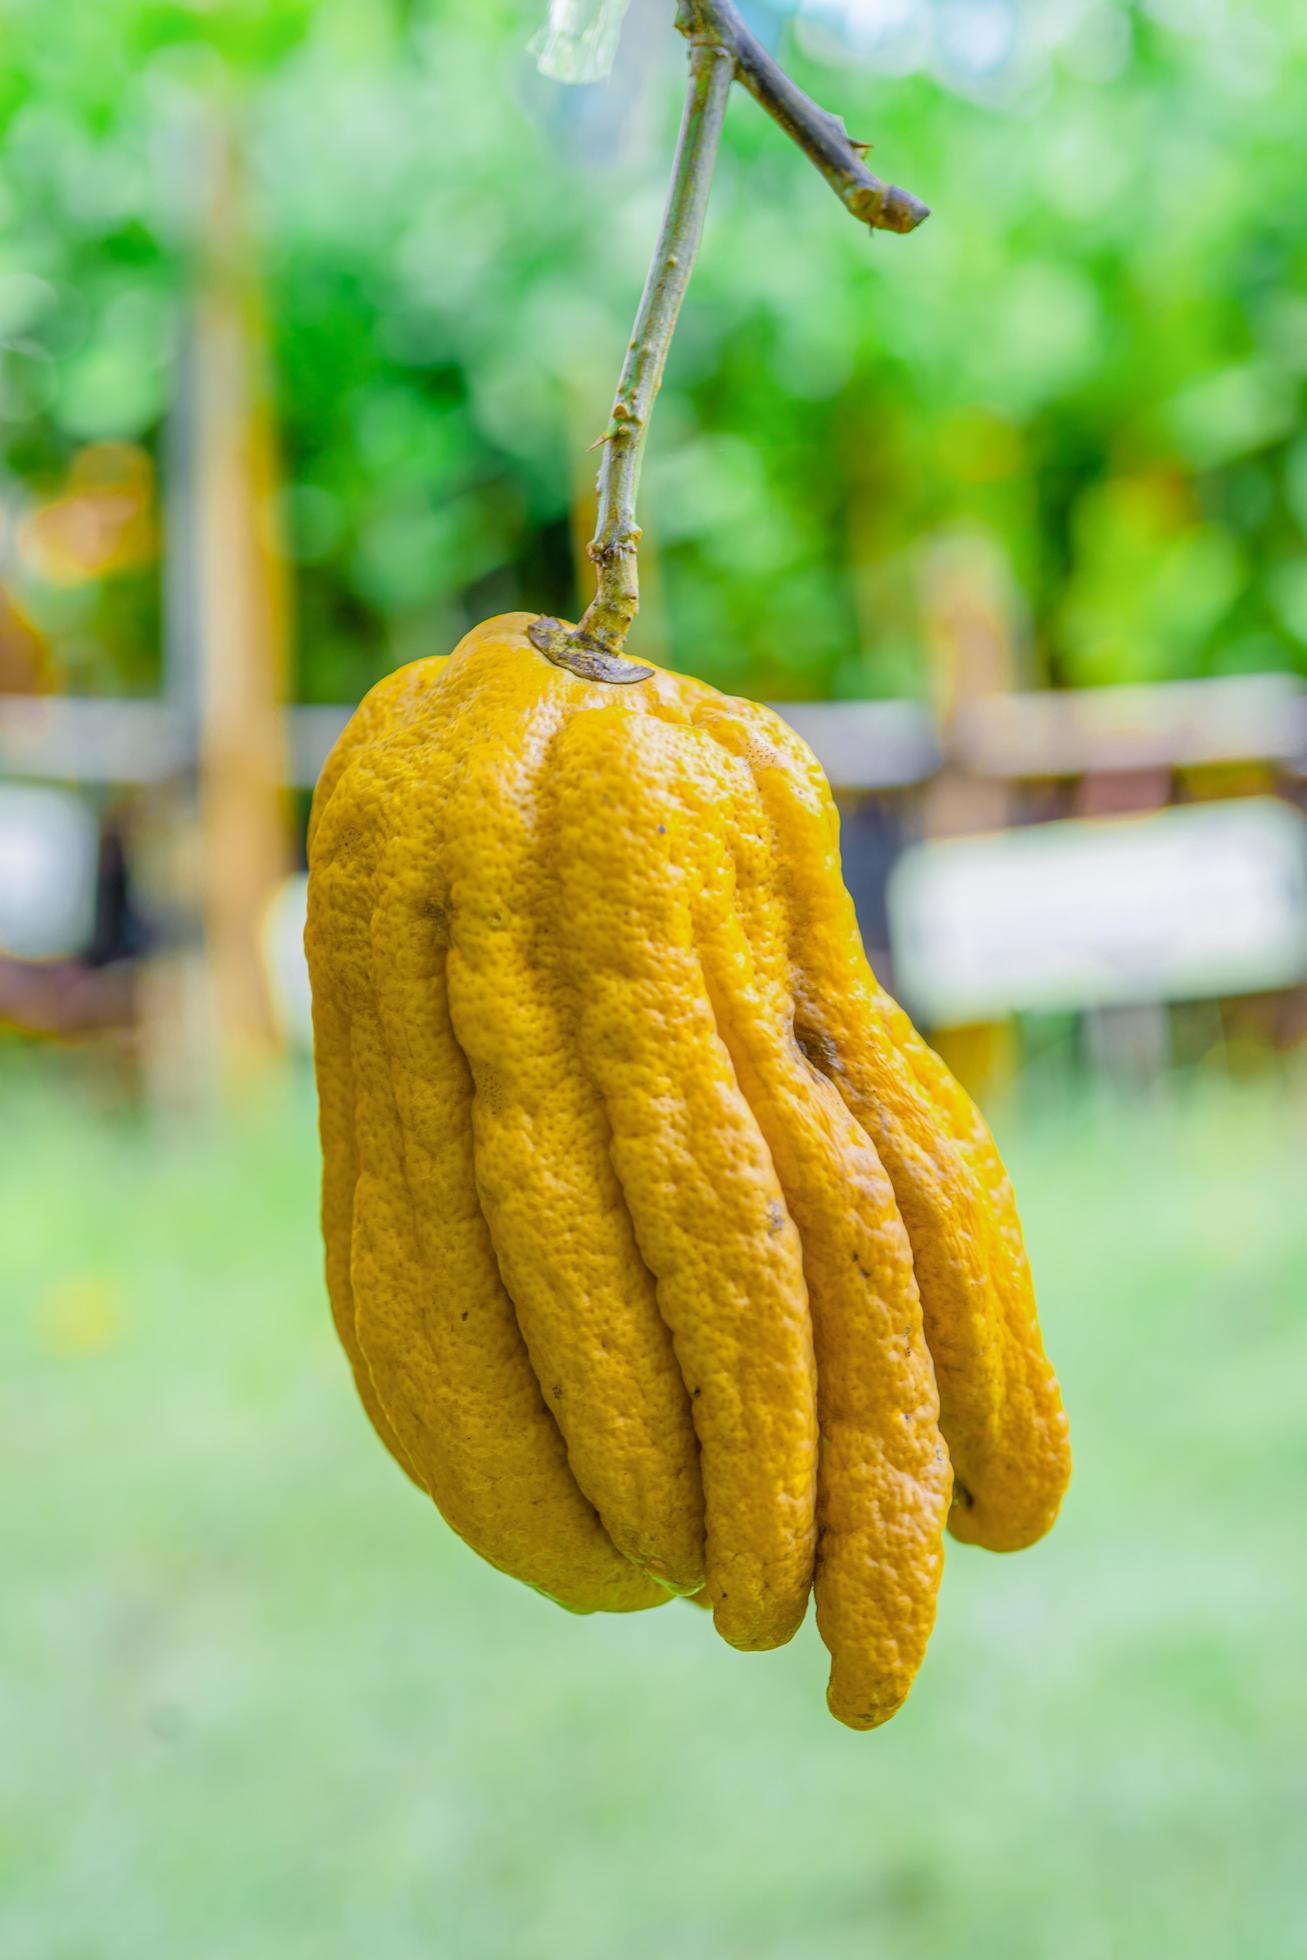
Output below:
[530,0,929,680]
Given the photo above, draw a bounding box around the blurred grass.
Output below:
[3,1066,1307,1960]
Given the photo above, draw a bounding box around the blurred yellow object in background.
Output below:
[35,1275,124,1359]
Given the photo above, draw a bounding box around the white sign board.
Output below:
[0,783,100,961]
[886,796,1307,1025]
[261,871,313,1052]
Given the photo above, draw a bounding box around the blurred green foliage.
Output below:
[1,0,1306,701]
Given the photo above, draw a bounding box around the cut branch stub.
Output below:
[677,0,929,236]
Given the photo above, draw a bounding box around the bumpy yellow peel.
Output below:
[306,614,1071,1726]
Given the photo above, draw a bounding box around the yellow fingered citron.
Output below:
[306,613,1071,1727]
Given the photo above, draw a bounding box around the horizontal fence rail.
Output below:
[3,674,1307,795]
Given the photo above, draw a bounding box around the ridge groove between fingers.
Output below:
[308,785,424,1485]
[686,692,1070,1554]
[683,733,950,1728]
[533,851,710,1586]
[550,704,819,1652]
[365,905,664,1610]
[339,755,665,1615]
[319,983,423,1482]
[441,677,705,1592]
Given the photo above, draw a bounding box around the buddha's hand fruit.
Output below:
[306,613,1071,1730]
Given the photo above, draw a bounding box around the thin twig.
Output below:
[530,39,733,679]
[530,0,927,677]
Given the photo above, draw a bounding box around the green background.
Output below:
[2,0,1306,703]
